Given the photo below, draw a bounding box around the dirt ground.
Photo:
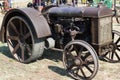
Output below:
[0,11,120,80]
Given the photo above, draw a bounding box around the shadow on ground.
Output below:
[0,44,13,58]
[0,43,63,62]
[42,50,73,78]
[48,66,73,79]
[42,49,63,62]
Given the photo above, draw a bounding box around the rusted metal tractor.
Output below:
[0,2,120,80]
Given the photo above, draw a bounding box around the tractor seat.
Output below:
[48,6,84,17]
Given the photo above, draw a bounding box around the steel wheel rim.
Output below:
[63,40,98,80]
[6,16,34,62]
[102,30,120,62]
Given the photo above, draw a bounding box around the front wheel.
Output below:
[6,16,45,63]
[63,40,98,80]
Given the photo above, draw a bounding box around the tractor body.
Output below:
[0,3,119,80]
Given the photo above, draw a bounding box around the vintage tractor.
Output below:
[0,1,120,80]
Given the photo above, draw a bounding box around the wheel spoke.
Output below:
[9,22,19,35]
[7,36,19,41]
[85,65,93,73]
[25,44,32,54]
[111,52,114,60]
[114,51,120,60]
[83,52,90,60]
[67,50,76,59]
[112,33,114,40]
[103,52,109,57]
[87,61,94,65]
[115,37,120,44]
[75,67,79,75]
[21,45,25,61]
[104,56,111,61]
[24,32,31,39]
[117,45,120,47]
[12,43,20,54]
[73,45,79,54]
[117,47,120,51]
[80,67,86,78]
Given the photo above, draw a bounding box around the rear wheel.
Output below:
[63,40,98,80]
[6,16,45,63]
[101,30,120,63]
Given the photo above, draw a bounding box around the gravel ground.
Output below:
[0,10,120,80]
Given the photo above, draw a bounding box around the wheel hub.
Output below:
[74,57,83,66]
[109,43,117,52]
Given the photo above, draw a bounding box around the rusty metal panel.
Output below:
[48,6,113,18]
[83,7,113,18]
[48,6,83,17]
[20,8,51,38]
[98,17,112,44]
[91,16,112,45]
[1,8,51,41]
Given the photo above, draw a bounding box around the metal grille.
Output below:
[98,17,112,45]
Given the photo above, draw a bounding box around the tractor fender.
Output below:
[0,8,51,42]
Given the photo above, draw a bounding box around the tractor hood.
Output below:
[48,6,113,18]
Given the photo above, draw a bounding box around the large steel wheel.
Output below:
[6,16,45,63]
[101,30,120,63]
[63,40,98,80]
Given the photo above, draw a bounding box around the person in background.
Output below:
[72,0,78,6]
[0,2,2,11]
[87,0,93,6]
[51,0,57,4]
[8,0,12,8]
[3,0,9,11]
[103,0,112,8]
[87,0,93,4]
[33,0,45,11]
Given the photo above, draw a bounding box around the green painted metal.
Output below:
[103,0,113,8]
[93,0,100,3]
[91,0,113,8]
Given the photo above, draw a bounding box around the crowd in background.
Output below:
[0,0,12,12]
[0,0,116,12]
